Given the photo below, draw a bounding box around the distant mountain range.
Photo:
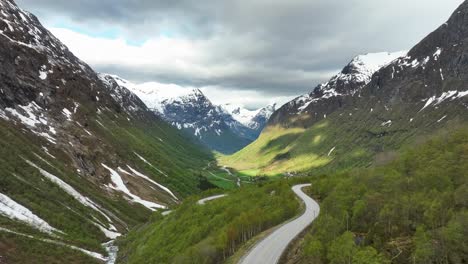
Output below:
[102,74,276,154]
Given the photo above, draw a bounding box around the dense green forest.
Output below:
[117,128,467,264]
[118,181,300,263]
[296,128,468,263]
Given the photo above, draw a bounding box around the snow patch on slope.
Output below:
[125,165,178,200]
[0,192,59,234]
[25,160,119,238]
[134,152,168,177]
[102,164,166,210]
[419,90,468,112]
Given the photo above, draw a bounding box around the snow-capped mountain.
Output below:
[221,103,276,132]
[295,51,406,114]
[101,74,261,153]
[269,51,407,126]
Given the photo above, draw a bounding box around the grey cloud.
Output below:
[17,0,465,99]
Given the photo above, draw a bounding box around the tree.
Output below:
[303,236,324,263]
[327,231,356,264]
[412,226,434,264]
[353,246,389,264]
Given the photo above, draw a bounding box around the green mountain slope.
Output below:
[0,0,213,262]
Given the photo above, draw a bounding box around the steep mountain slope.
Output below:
[102,74,259,154]
[0,0,212,262]
[221,2,468,176]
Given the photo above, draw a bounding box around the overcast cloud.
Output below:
[17,0,464,109]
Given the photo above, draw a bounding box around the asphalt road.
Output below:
[197,194,227,205]
[239,184,320,264]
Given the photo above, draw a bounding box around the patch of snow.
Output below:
[0,192,59,234]
[102,164,166,210]
[97,225,121,240]
[0,227,106,261]
[0,108,9,120]
[126,165,178,200]
[41,146,56,159]
[39,71,47,80]
[433,47,442,61]
[134,152,168,177]
[162,210,173,216]
[420,96,436,112]
[49,126,56,135]
[437,115,447,123]
[381,120,392,127]
[420,90,467,112]
[25,160,117,235]
[327,146,336,157]
[62,108,72,121]
[6,102,47,128]
[457,90,468,98]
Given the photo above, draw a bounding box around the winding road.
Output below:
[239,184,320,264]
[197,194,228,205]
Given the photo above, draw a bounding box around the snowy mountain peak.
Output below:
[290,51,407,114]
[222,103,277,131]
[221,104,259,126]
[331,51,407,90]
[346,51,407,76]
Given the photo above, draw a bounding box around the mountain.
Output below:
[0,0,212,262]
[102,74,270,154]
[221,4,468,176]
[268,51,406,127]
[222,103,276,134]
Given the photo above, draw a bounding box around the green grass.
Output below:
[205,171,237,189]
[238,169,261,177]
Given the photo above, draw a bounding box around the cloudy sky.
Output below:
[17,0,464,109]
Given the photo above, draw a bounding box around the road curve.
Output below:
[197,194,227,205]
[239,184,320,264]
